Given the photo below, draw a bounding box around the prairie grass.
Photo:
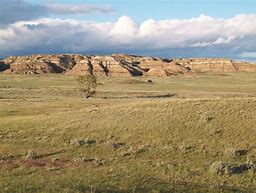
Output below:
[0,73,256,192]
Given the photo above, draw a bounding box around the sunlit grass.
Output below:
[0,73,256,192]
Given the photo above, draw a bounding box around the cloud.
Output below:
[0,0,113,25]
[1,14,256,59]
[0,0,46,25]
[46,4,113,15]
[240,52,256,58]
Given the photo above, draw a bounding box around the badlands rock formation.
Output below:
[0,54,256,76]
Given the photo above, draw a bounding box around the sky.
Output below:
[0,0,256,60]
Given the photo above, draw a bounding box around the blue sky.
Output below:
[0,0,256,60]
[29,0,256,22]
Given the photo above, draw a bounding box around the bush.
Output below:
[76,73,97,98]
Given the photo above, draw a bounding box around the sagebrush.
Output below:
[76,73,97,98]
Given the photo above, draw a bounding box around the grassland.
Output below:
[0,73,256,193]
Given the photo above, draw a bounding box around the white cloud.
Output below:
[1,14,256,58]
[189,42,212,48]
[46,4,113,15]
[213,37,236,45]
[240,52,256,58]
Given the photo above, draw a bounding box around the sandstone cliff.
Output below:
[0,54,255,76]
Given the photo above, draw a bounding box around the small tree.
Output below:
[76,73,97,98]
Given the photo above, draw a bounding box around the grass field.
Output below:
[0,73,256,193]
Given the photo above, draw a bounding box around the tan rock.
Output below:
[2,54,256,76]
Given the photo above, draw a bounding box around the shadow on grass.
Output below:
[95,92,177,100]
[7,180,254,193]
[74,183,255,193]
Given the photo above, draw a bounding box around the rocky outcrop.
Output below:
[233,61,256,72]
[175,58,256,73]
[1,54,256,76]
[2,55,77,74]
[209,160,256,175]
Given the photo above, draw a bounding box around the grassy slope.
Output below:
[0,73,256,193]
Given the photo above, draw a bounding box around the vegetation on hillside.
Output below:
[0,73,255,193]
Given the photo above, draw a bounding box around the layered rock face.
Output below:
[175,58,256,73]
[2,55,77,74]
[0,54,256,76]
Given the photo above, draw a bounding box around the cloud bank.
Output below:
[0,0,113,25]
[0,0,45,25]
[1,14,256,59]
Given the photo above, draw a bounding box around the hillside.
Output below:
[0,54,256,76]
[0,73,256,193]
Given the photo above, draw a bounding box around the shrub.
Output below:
[76,73,97,98]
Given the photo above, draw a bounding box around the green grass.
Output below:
[0,73,256,193]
